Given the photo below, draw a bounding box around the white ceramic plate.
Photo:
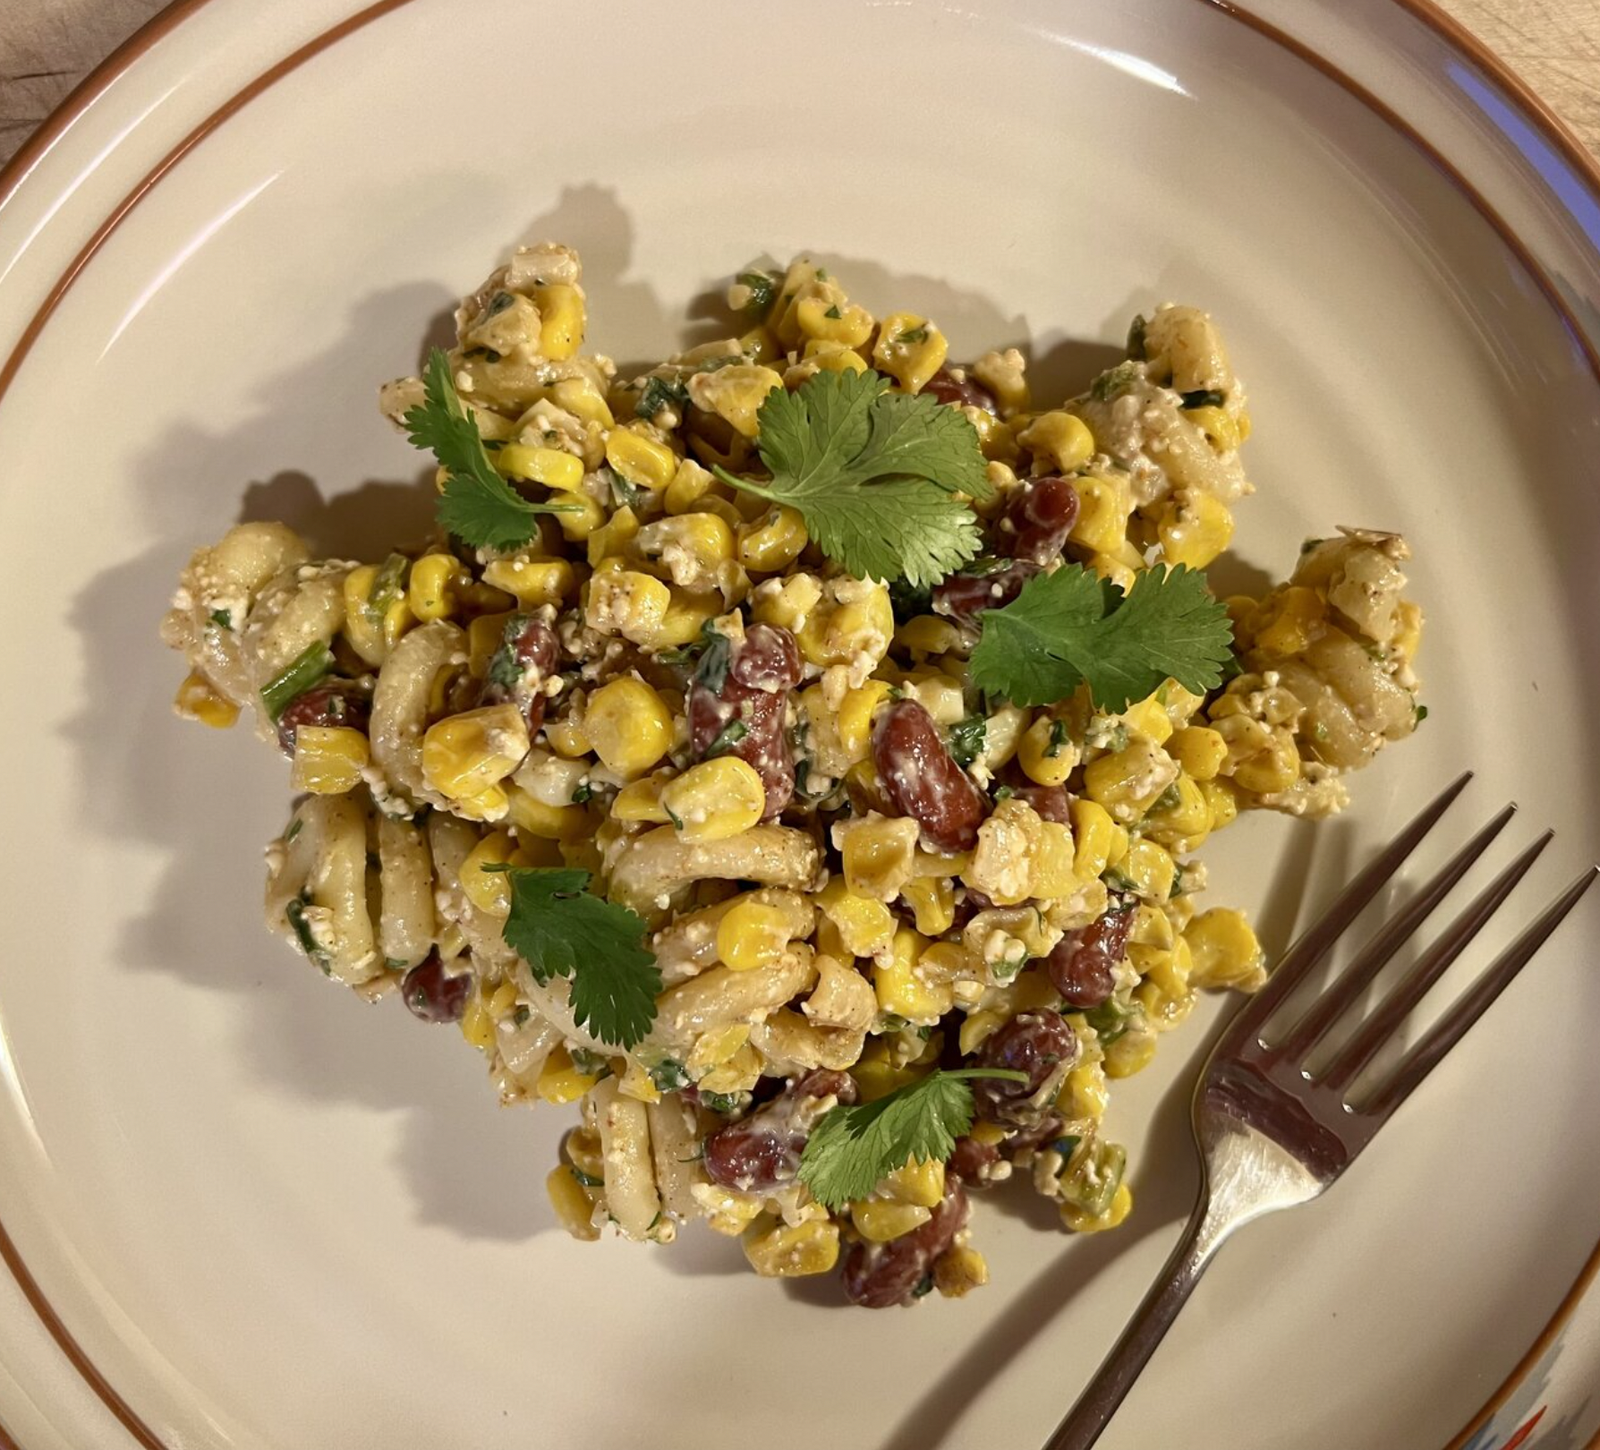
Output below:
[3,2,1600,1447]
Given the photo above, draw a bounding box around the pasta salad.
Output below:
[162,243,1424,1306]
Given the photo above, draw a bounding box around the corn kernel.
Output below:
[617,1059,661,1103]
[584,678,673,777]
[288,725,369,794]
[738,505,808,573]
[532,282,584,360]
[873,930,953,1022]
[381,596,416,650]
[1017,410,1094,473]
[873,312,949,394]
[174,670,239,728]
[585,569,672,646]
[611,773,671,823]
[1032,821,1079,900]
[1116,839,1177,901]
[1143,773,1212,850]
[900,876,955,936]
[537,1046,604,1105]
[544,375,613,428]
[460,987,495,1050]
[421,704,529,816]
[406,553,459,623]
[557,493,607,542]
[1254,585,1327,657]
[692,364,783,439]
[959,1009,1004,1055]
[687,1023,752,1076]
[934,1244,990,1298]
[894,615,965,657]
[838,814,920,901]
[851,1200,932,1242]
[717,899,792,973]
[1083,739,1179,821]
[659,757,766,842]
[796,295,874,347]
[1168,725,1227,781]
[1068,474,1134,556]
[700,1185,765,1236]
[796,581,893,668]
[664,458,715,514]
[1185,908,1266,991]
[545,1165,600,1241]
[461,830,516,916]
[742,1217,840,1277]
[1070,798,1118,882]
[1121,696,1175,746]
[1186,404,1240,451]
[1157,490,1234,570]
[817,878,897,958]
[883,1158,945,1208]
[651,589,722,648]
[497,443,586,492]
[1018,714,1079,787]
[605,424,679,492]
[802,340,870,374]
[835,680,894,764]
[1103,1030,1157,1078]
[1059,1061,1110,1122]
[1199,777,1239,831]
[505,783,588,841]
[698,1041,762,1094]
[1062,1181,1134,1233]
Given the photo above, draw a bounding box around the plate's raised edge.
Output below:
[0,2,1598,1449]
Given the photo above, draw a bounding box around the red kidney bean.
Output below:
[995,476,1080,566]
[1003,1112,1067,1159]
[970,1009,1078,1127]
[400,953,472,1023]
[1014,784,1074,825]
[841,1178,970,1308]
[702,1069,856,1194]
[873,699,987,852]
[688,624,799,820]
[1046,906,1133,1009]
[276,681,371,754]
[922,367,998,415]
[930,560,1037,626]
[481,614,559,734]
[947,1134,1000,1184]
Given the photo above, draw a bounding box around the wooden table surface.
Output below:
[2,0,1598,168]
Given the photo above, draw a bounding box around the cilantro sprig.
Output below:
[968,563,1233,712]
[710,369,990,588]
[497,866,659,1049]
[798,1068,1026,1210]
[404,348,579,551]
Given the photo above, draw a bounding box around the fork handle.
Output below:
[1043,1191,1235,1450]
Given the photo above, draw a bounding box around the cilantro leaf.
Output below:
[499,867,660,1048]
[968,563,1234,712]
[404,348,578,551]
[710,369,989,588]
[798,1068,1026,1210]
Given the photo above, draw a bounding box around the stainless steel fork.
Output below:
[1045,773,1599,1450]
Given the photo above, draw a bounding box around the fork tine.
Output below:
[1320,830,1553,1091]
[1274,804,1518,1062]
[1363,866,1599,1120]
[1220,771,1472,1051]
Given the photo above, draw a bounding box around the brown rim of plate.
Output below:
[0,2,1598,1447]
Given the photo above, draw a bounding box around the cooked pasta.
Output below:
[163,242,1424,1306]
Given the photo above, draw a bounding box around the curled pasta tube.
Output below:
[264,793,380,986]
[369,620,466,812]
[606,824,821,920]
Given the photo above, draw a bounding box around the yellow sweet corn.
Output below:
[1157,490,1234,570]
[1184,907,1266,991]
[801,340,870,374]
[1070,798,1118,882]
[838,814,920,901]
[873,928,952,1022]
[531,282,584,359]
[174,670,240,728]
[381,596,416,650]
[796,295,875,347]
[1018,714,1078,786]
[693,364,784,439]
[1168,725,1227,781]
[1185,404,1241,452]
[1032,821,1078,900]
[611,773,672,823]
[605,424,679,493]
[339,565,385,665]
[1083,739,1179,821]
[663,458,716,514]
[548,375,614,428]
[1017,410,1094,473]
[1058,1061,1110,1122]
[505,783,588,841]
[1069,474,1134,555]
[421,704,529,818]
[659,757,766,841]
[738,505,808,573]
[873,312,948,394]
[1062,1181,1133,1233]
[1199,777,1239,831]
[1143,773,1212,849]
[835,680,894,763]
[461,830,517,916]
[688,1023,752,1076]
[651,589,722,648]
[883,1158,945,1208]
[481,557,576,610]
[1253,585,1327,657]
[496,443,585,492]
[959,1009,1004,1055]
[545,1165,601,1241]
[817,877,897,958]
[406,553,459,623]
[1121,695,1175,746]
[583,677,673,777]
[697,1041,762,1094]
[851,1200,932,1242]
[918,940,977,986]
[934,1245,989,1298]
[557,493,606,542]
[894,615,965,657]
[1103,1030,1157,1078]
[742,1217,840,1277]
[464,611,516,677]
[1116,839,1177,902]
[717,898,792,973]
[584,505,640,569]
[750,573,823,633]
[585,569,671,646]
[700,1185,766,1236]
[900,876,955,936]
[288,726,370,794]
[537,1046,605,1105]
[460,986,496,1050]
